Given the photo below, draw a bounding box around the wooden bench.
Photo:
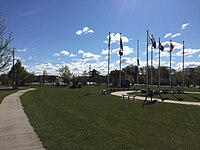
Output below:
[121,94,136,100]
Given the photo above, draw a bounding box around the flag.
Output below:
[108,32,111,49]
[119,34,123,56]
[137,59,140,66]
[159,41,164,51]
[149,34,156,49]
[170,42,174,51]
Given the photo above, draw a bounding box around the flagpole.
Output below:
[146,30,149,96]
[182,41,185,88]
[119,54,122,88]
[151,45,153,88]
[119,33,122,88]
[158,38,161,93]
[107,32,110,88]
[137,40,139,85]
[169,40,172,88]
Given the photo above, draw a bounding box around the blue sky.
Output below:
[1,0,200,75]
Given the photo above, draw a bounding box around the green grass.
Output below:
[21,85,200,150]
[0,89,17,103]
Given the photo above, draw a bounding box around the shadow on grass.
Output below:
[0,88,15,91]
[145,100,158,105]
[187,94,200,102]
[171,93,183,101]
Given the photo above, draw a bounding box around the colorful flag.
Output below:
[159,41,164,51]
[119,34,123,56]
[170,42,174,51]
[149,34,156,49]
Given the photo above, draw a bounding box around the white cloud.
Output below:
[82,52,100,61]
[181,23,190,30]
[17,48,27,52]
[76,30,82,35]
[104,33,129,44]
[76,27,94,35]
[175,48,200,57]
[27,63,62,75]
[112,46,134,56]
[171,33,181,38]
[55,50,70,57]
[164,33,172,38]
[69,53,76,57]
[78,50,84,54]
[155,51,170,58]
[101,49,109,55]
[187,55,193,58]
[175,61,200,70]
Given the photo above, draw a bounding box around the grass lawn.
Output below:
[21,85,200,150]
[0,89,17,103]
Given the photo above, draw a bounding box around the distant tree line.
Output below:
[74,65,200,88]
[0,60,35,87]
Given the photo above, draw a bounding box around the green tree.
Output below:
[0,74,9,85]
[0,17,13,71]
[59,65,72,85]
[8,60,28,87]
[122,65,137,84]
[90,69,100,83]
[194,66,200,86]
[26,72,35,85]
[41,70,48,85]
[110,70,125,87]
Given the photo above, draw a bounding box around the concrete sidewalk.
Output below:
[111,91,200,106]
[0,88,45,150]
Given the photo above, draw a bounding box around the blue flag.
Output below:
[119,34,123,56]
[159,42,164,51]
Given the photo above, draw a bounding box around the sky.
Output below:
[0,0,200,75]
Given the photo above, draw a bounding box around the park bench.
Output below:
[121,94,136,100]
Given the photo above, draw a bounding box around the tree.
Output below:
[8,60,28,87]
[41,70,48,85]
[26,72,35,85]
[0,16,13,71]
[90,69,100,82]
[59,65,72,85]
[122,65,137,84]
[0,74,9,85]
[110,69,125,87]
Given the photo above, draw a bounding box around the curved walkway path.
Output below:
[0,88,45,150]
[111,91,200,106]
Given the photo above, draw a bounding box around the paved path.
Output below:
[111,91,200,106]
[0,88,45,150]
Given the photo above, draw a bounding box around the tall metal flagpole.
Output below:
[146,30,149,96]
[107,32,111,88]
[151,45,153,88]
[169,40,172,88]
[119,54,122,88]
[158,38,161,93]
[137,40,139,85]
[182,41,185,88]
[119,33,122,88]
